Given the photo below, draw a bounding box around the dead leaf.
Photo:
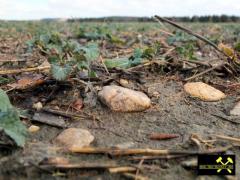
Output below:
[218,43,237,61]
[71,98,83,111]
[8,76,45,90]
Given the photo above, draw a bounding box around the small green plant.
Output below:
[104,48,145,69]
[176,43,197,60]
[166,31,197,60]
[27,32,99,81]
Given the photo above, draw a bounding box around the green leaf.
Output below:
[48,55,60,64]
[106,34,125,45]
[104,57,131,69]
[130,48,143,66]
[81,43,99,61]
[234,42,240,52]
[0,89,12,111]
[143,47,155,59]
[51,64,72,81]
[39,34,50,45]
[77,61,88,70]
[88,70,97,78]
[0,89,27,147]
[133,48,143,59]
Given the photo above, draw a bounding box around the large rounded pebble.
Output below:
[98,85,151,112]
[54,128,94,149]
[184,82,226,101]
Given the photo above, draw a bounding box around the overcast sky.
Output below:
[1,0,240,20]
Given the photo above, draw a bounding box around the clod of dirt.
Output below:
[184,82,226,101]
[230,101,240,116]
[54,128,94,150]
[28,125,40,133]
[98,85,151,112]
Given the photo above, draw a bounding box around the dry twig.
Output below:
[215,134,240,145]
[109,166,137,173]
[0,66,50,75]
[69,146,231,156]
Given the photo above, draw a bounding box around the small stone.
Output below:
[28,125,40,133]
[184,82,226,101]
[230,101,240,116]
[32,102,43,111]
[98,85,151,112]
[119,79,129,87]
[54,128,94,150]
[152,91,160,98]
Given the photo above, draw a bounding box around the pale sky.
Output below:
[0,0,240,20]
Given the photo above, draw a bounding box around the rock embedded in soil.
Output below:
[98,85,151,112]
[28,125,40,133]
[184,82,226,101]
[32,102,43,111]
[230,101,240,116]
[54,128,94,150]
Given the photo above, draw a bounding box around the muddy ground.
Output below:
[0,73,239,180]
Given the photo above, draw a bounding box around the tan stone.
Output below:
[28,125,40,133]
[98,85,151,112]
[54,128,94,149]
[184,82,226,101]
[32,102,43,111]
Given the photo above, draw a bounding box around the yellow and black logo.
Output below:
[198,155,235,175]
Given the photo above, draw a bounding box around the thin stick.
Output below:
[100,55,110,75]
[109,166,137,173]
[40,162,117,170]
[184,62,227,81]
[0,59,26,63]
[154,16,230,59]
[42,108,98,121]
[0,66,50,75]
[122,173,148,180]
[215,134,240,144]
[130,154,187,161]
[69,146,231,156]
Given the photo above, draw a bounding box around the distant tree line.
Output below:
[67,15,240,23]
[171,15,240,22]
